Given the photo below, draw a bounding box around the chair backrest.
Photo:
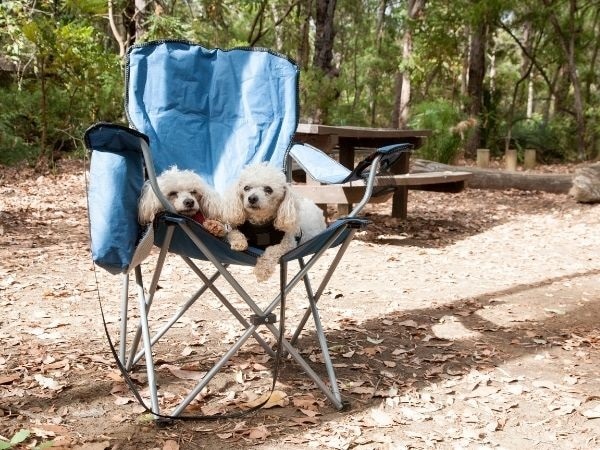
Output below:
[125,40,300,191]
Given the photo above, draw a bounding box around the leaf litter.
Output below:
[0,160,599,449]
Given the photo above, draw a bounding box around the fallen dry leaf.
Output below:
[246,425,270,440]
[0,374,20,385]
[369,407,394,427]
[34,373,62,390]
[162,364,207,381]
[244,390,288,409]
[163,439,179,450]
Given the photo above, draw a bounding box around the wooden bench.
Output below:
[293,171,472,217]
[293,124,471,219]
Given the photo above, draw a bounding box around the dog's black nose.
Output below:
[248,194,258,205]
[183,198,195,208]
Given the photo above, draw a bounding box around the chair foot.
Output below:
[155,417,176,428]
[339,400,352,411]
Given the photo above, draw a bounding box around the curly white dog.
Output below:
[222,163,326,281]
[138,166,226,237]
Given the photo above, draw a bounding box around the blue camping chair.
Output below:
[85,40,412,419]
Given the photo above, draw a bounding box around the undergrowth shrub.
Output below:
[509,116,575,163]
[408,99,467,164]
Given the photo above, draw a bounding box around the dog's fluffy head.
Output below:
[138,166,220,224]
[222,163,298,232]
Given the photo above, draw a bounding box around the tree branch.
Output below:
[108,0,126,58]
[497,18,553,90]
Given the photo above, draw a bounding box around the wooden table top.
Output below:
[296,123,431,139]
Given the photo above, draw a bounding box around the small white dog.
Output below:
[222,163,326,281]
[138,166,226,237]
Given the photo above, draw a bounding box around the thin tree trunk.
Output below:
[312,0,337,124]
[544,0,587,160]
[369,0,388,126]
[464,21,486,157]
[37,58,48,168]
[296,0,312,68]
[393,0,425,128]
[391,72,403,127]
[134,0,148,41]
[397,29,413,128]
[108,0,126,57]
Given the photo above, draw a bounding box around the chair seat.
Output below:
[152,213,369,265]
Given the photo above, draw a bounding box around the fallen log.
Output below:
[411,159,573,194]
[569,162,600,203]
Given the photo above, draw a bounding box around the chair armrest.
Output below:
[84,123,148,273]
[84,122,149,154]
[84,122,175,216]
[288,143,353,184]
[288,142,413,217]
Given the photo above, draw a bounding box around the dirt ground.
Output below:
[1,160,599,450]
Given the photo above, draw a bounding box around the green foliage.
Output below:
[510,117,576,163]
[0,88,43,165]
[0,428,54,450]
[0,1,123,166]
[143,14,193,42]
[408,100,466,164]
[0,0,599,165]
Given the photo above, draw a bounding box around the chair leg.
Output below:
[171,323,260,416]
[130,267,224,366]
[290,231,355,345]
[135,265,160,416]
[119,273,129,365]
[307,291,342,404]
[127,225,174,369]
[182,256,274,356]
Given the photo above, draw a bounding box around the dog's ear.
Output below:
[138,181,161,224]
[194,181,222,220]
[274,186,298,233]
[221,183,246,226]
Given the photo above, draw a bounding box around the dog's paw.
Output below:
[203,219,226,237]
[231,240,248,251]
[228,232,249,251]
[253,260,274,282]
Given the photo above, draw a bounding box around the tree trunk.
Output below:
[412,159,573,193]
[296,0,313,68]
[36,58,49,169]
[312,0,337,123]
[313,0,336,74]
[369,0,388,126]
[393,0,425,128]
[464,21,486,158]
[391,72,403,127]
[134,0,148,41]
[545,0,587,160]
[108,0,126,57]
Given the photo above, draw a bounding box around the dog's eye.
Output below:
[190,190,197,195]
[168,191,177,198]
[264,186,273,195]
[243,186,251,192]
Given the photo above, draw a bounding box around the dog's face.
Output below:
[164,188,201,216]
[138,167,219,224]
[157,169,206,216]
[240,177,287,224]
[224,164,297,230]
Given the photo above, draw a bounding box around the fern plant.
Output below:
[408,99,468,164]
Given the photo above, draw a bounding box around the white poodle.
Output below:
[138,166,226,237]
[222,163,327,282]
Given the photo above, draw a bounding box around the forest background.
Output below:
[1,0,599,169]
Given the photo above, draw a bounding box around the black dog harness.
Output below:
[238,221,285,249]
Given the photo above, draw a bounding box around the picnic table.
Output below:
[293,123,472,219]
